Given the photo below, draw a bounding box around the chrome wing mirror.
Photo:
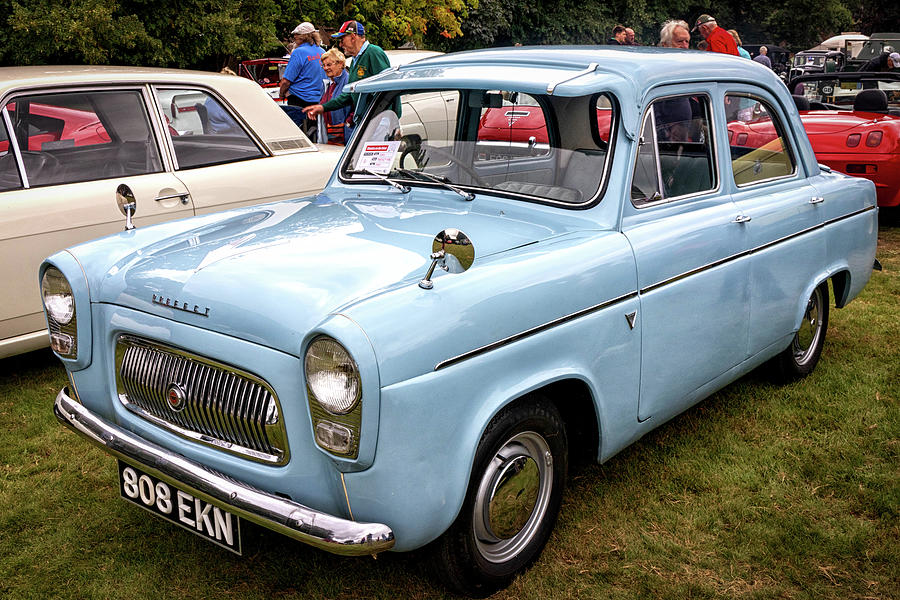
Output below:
[116,184,137,231]
[419,229,475,290]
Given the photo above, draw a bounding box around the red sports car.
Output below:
[0,102,109,152]
[792,73,899,207]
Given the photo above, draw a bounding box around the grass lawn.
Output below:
[1,225,897,600]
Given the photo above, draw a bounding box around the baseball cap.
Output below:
[692,14,715,32]
[890,52,900,64]
[291,22,317,35]
[332,20,365,38]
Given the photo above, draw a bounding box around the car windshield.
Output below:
[796,77,900,110]
[794,54,825,67]
[342,88,616,207]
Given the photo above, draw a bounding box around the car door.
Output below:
[0,87,194,355]
[622,89,750,424]
[721,88,826,356]
[151,86,333,215]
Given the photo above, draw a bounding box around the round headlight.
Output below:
[41,267,75,325]
[305,337,361,415]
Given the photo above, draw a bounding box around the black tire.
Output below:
[771,282,829,380]
[431,398,568,597]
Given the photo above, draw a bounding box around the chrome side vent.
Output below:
[115,335,288,465]
[267,138,309,152]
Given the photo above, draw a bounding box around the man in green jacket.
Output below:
[302,20,391,139]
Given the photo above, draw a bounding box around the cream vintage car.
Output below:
[0,66,342,359]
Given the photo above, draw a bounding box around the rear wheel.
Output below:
[431,398,567,597]
[771,282,829,380]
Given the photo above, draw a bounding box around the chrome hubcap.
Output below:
[473,431,553,563]
[792,287,823,366]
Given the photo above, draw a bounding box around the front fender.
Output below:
[342,294,642,551]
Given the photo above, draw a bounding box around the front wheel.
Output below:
[431,399,567,597]
[771,282,829,380]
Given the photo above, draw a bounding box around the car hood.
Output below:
[94,190,586,354]
[799,110,895,134]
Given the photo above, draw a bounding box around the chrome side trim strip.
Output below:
[640,205,875,295]
[434,291,638,371]
[434,205,874,372]
[54,388,394,556]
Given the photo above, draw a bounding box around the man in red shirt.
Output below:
[692,14,739,56]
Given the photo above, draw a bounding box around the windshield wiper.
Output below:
[347,169,410,193]
[394,168,475,201]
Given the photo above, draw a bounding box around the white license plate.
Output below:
[118,461,242,555]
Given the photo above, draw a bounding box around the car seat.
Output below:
[792,95,810,111]
[853,89,888,114]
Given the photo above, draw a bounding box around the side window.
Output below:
[724,94,796,186]
[0,114,23,191]
[2,90,162,187]
[155,88,264,169]
[475,92,550,161]
[631,94,716,206]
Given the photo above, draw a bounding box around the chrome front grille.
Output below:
[115,335,288,464]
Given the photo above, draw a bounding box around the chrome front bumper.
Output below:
[54,387,394,556]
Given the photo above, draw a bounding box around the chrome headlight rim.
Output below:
[41,265,78,358]
[41,266,75,326]
[304,336,362,416]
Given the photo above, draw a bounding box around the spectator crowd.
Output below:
[272,13,898,146]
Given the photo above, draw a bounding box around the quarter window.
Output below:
[631,94,716,206]
[1,90,162,188]
[155,88,264,169]
[724,94,796,186]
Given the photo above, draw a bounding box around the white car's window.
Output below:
[724,94,796,186]
[344,88,615,207]
[1,90,163,188]
[154,88,264,169]
[632,94,716,206]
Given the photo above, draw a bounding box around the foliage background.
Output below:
[0,0,896,69]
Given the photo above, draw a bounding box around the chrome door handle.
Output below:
[733,214,752,223]
[155,192,191,204]
[809,196,825,204]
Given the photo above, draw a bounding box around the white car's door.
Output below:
[151,86,338,214]
[0,88,194,357]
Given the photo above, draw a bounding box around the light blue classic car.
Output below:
[42,47,878,596]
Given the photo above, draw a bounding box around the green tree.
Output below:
[2,0,160,65]
[765,0,852,50]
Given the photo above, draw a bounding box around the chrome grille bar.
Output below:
[115,335,289,465]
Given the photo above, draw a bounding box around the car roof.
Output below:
[0,65,241,92]
[356,46,782,98]
[0,65,314,151]
[384,49,444,67]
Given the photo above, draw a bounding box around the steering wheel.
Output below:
[416,143,489,188]
[20,151,61,184]
[399,144,424,170]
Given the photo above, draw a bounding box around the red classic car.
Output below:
[728,72,900,208]
[478,95,613,145]
[239,58,288,104]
